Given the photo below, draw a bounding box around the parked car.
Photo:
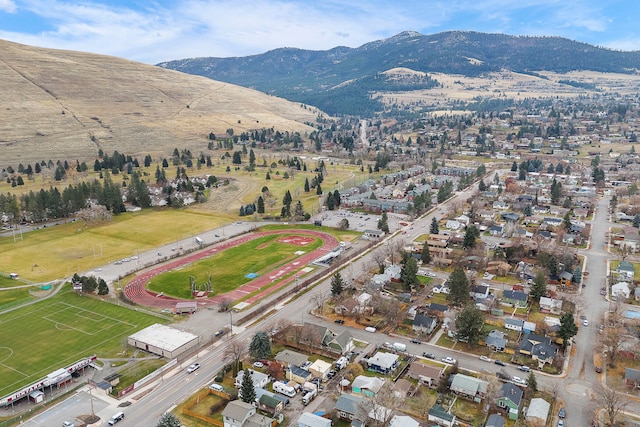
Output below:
[214,330,225,337]
[186,363,200,373]
[334,319,345,324]
[327,370,337,379]
[583,319,589,326]
[479,355,492,362]
[252,361,264,368]
[441,356,456,364]
[558,420,564,427]
[512,376,527,385]
[600,287,606,295]
[518,365,531,372]
[62,422,75,427]
[494,360,506,366]
[410,339,422,344]
[559,408,566,418]
[422,352,435,359]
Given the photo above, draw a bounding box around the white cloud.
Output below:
[0,0,17,13]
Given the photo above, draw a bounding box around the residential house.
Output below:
[327,330,355,354]
[486,330,507,352]
[612,282,631,299]
[539,296,563,313]
[623,229,640,252]
[298,412,332,427]
[308,360,332,380]
[445,220,463,230]
[496,383,523,420]
[493,201,510,210]
[501,212,520,222]
[450,373,488,402]
[543,217,563,227]
[391,378,412,399]
[504,318,524,332]
[617,261,636,280]
[559,271,573,287]
[367,352,399,374]
[428,404,456,427]
[334,394,366,423]
[222,400,273,427]
[275,350,308,368]
[287,365,313,385]
[526,398,550,426]
[352,375,386,397]
[389,415,420,427]
[485,413,505,427]
[406,361,443,387]
[470,284,490,300]
[258,394,284,415]
[625,368,640,387]
[519,333,558,366]
[489,225,504,236]
[426,302,450,314]
[455,214,470,225]
[235,369,270,390]
[413,314,438,335]
[502,290,528,307]
[300,322,335,348]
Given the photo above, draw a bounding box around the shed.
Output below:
[28,390,44,403]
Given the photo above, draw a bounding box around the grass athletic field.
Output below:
[147,233,323,299]
[0,288,163,397]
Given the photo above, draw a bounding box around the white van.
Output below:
[365,326,376,333]
[108,412,124,425]
[209,383,224,392]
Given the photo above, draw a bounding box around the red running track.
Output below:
[124,229,338,309]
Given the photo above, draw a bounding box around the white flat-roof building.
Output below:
[128,323,199,358]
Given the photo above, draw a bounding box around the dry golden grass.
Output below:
[0,40,319,167]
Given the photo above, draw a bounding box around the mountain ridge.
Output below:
[157,30,640,115]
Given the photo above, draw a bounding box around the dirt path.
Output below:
[193,175,259,214]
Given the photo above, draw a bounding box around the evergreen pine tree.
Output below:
[240,370,256,403]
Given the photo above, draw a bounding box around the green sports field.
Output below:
[147,233,323,299]
[0,287,163,397]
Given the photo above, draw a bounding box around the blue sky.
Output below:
[0,0,638,64]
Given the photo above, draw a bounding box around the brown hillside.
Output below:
[0,40,319,167]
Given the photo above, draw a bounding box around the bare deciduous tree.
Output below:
[600,325,624,368]
[371,249,387,273]
[359,382,403,427]
[595,384,629,426]
[223,337,247,376]
[310,290,328,315]
[217,297,233,312]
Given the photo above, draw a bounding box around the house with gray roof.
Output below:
[275,349,308,367]
[486,330,507,352]
[334,394,366,422]
[485,413,505,427]
[504,318,524,332]
[352,375,385,397]
[222,400,274,427]
[450,373,488,402]
[327,330,354,354]
[367,351,399,374]
[496,383,523,420]
[413,314,437,335]
[502,290,528,307]
[407,361,443,388]
[526,397,550,426]
[625,368,640,387]
[235,369,270,390]
[519,333,558,366]
[298,412,331,427]
[617,260,636,280]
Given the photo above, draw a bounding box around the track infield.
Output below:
[124,229,338,309]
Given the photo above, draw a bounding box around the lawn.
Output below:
[258,223,361,242]
[0,209,232,282]
[147,233,322,299]
[0,287,165,396]
[0,287,35,311]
